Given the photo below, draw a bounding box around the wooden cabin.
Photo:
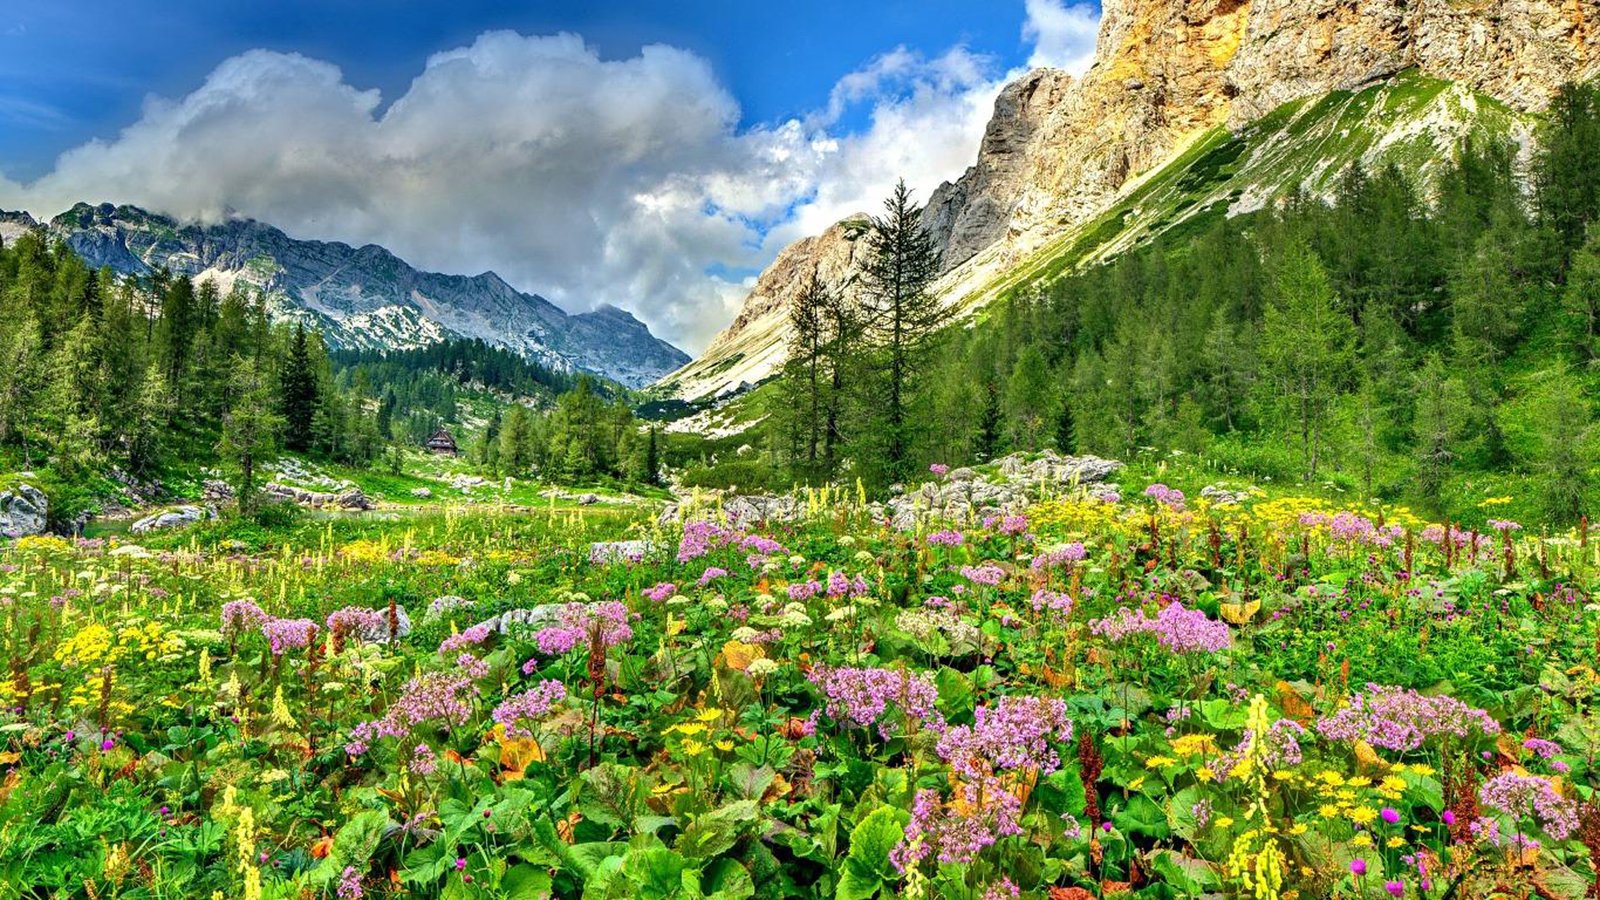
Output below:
[424,427,460,456]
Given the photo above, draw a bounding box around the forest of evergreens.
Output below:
[761,81,1600,525]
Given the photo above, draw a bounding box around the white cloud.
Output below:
[0,6,1103,354]
[1023,0,1101,74]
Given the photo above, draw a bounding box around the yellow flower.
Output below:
[1381,776,1407,792]
[680,739,707,756]
[1145,756,1176,769]
[1408,764,1435,777]
[1171,734,1219,756]
[1215,817,1235,829]
[1349,807,1378,824]
[1351,833,1373,847]
[1386,836,1406,848]
[1289,823,1308,835]
[1318,804,1339,818]
[714,739,735,752]
[1197,766,1216,783]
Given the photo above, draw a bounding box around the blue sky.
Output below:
[0,0,1101,350]
[0,1,1064,179]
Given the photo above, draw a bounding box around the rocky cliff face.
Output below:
[27,203,688,387]
[657,217,871,399]
[669,0,1598,402]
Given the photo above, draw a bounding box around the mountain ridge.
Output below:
[662,0,1599,402]
[0,201,689,388]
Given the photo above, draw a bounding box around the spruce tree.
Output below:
[218,356,282,515]
[279,323,318,452]
[1259,240,1354,480]
[857,179,945,484]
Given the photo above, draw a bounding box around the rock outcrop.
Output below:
[669,0,1600,402]
[0,484,48,538]
[885,452,1124,530]
[129,505,210,534]
[263,482,375,510]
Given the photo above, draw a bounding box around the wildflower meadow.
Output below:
[2,474,1599,899]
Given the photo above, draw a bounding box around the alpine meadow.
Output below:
[5,2,1600,899]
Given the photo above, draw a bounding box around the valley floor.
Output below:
[0,464,1595,898]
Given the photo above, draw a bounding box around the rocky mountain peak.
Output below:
[665,0,1599,402]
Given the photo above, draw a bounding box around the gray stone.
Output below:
[129,505,208,534]
[0,484,47,537]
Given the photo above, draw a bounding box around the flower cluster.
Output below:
[531,601,634,656]
[491,680,568,738]
[807,665,942,738]
[1144,483,1186,510]
[346,671,478,756]
[438,620,495,654]
[936,695,1074,778]
[927,529,965,547]
[261,617,319,656]
[1090,602,1231,653]
[960,563,1006,587]
[1030,543,1086,571]
[642,582,677,602]
[220,599,269,636]
[1315,684,1499,752]
[1476,771,1578,842]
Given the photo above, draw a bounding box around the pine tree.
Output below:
[1535,82,1600,256]
[1003,345,1054,451]
[218,356,283,515]
[126,364,171,476]
[1529,370,1595,524]
[1259,240,1355,480]
[1411,355,1470,513]
[857,179,945,484]
[279,323,318,452]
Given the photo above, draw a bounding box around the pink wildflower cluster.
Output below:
[1298,511,1404,547]
[807,665,943,739]
[438,621,495,654]
[895,697,1072,871]
[1476,771,1578,842]
[346,671,478,756]
[1315,684,1499,751]
[697,566,728,587]
[927,529,965,547]
[262,617,319,656]
[677,520,732,563]
[960,563,1006,587]
[642,582,677,602]
[1089,602,1231,653]
[1030,543,1086,572]
[1029,589,1074,623]
[936,696,1074,779]
[1143,483,1186,510]
[220,599,270,636]
[491,680,568,738]
[532,601,634,656]
[826,570,871,598]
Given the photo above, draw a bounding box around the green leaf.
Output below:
[503,863,555,900]
[676,800,759,860]
[698,857,756,900]
[834,805,909,899]
[1148,848,1218,892]
[622,847,688,898]
[310,810,390,885]
[1112,794,1171,839]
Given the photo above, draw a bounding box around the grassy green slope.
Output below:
[960,70,1527,313]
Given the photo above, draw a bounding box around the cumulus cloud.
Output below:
[0,8,1103,353]
[1023,0,1102,74]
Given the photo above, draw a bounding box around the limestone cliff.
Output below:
[665,0,1600,402]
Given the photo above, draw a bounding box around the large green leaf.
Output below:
[834,805,909,900]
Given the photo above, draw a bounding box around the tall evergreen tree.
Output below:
[857,179,945,484]
[1259,240,1355,479]
[279,323,319,452]
[218,356,282,515]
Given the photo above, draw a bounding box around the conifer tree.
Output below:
[218,356,282,515]
[857,179,945,484]
[279,323,319,452]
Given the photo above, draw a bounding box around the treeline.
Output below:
[472,377,660,487]
[332,337,585,446]
[769,81,1600,523]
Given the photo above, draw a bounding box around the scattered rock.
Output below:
[589,540,655,564]
[887,452,1123,530]
[410,487,433,499]
[1200,484,1252,506]
[578,493,600,506]
[129,505,209,534]
[202,480,235,503]
[263,482,375,511]
[451,474,487,492]
[0,484,48,537]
